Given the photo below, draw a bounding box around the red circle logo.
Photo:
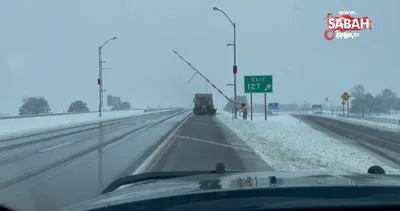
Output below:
[324,29,335,41]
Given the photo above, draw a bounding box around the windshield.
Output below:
[1,0,400,210]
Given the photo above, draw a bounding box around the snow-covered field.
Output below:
[217,112,400,174]
[0,110,167,139]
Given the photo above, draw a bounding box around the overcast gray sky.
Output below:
[2,0,399,114]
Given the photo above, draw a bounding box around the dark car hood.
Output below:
[62,170,400,211]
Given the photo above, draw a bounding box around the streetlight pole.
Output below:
[233,23,237,119]
[213,7,238,119]
[98,46,102,117]
[98,36,117,117]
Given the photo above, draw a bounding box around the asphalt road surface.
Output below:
[147,114,271,172]
[298,115,400,168]
[0,112,271,211]
[0,110,188,211]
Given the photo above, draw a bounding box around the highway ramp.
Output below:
[137,114,271,172]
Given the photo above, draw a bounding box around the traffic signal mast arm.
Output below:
[172,50,233,103]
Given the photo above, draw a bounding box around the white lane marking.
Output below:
[133,114,192,174]
[175,135,253,152]
[190,121,224,127]
[39,141,74,153]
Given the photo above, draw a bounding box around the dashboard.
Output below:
[87,185,400,211]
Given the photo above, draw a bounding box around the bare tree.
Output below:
[350,84,365,98]
[381,89,397,114]
[350,84,366,115]
[364,93,374,114]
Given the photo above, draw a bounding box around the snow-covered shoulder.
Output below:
[0,110,163,139]
[216,112,399,174]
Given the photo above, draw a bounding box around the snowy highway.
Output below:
[0,109,269,211]
[0,109,190,211]
[1,110,400,211]
[0,110,186,188]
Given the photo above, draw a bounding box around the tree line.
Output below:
[349,84,399,116]
[18,96,131,116]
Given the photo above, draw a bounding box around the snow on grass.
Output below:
[368,110,400,118]
[314,114,400,133]
[217,112,400,174]
[336,116,400,132]
[0,110,166,139]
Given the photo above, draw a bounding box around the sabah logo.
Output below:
[324,11,372,41]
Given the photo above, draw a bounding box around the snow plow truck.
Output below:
[193,93,217,115]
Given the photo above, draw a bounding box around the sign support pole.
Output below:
[341,92,351,118]
[232,105,234,120]
[264,93,267,121]
[250,94,253,121]
[299,109,302,123]
[342,102,345,117]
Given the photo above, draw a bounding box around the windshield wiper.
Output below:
[102,162,241,194]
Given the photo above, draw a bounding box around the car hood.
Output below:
[62,170,400,211]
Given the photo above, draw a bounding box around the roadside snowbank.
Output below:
[217,112,400,174]
[0,110,167,139]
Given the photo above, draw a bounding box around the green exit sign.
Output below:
[244,75,273,94]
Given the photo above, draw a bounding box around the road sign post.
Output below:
[244,75,273,121]
[268,103,279,117]
[341,92,351,118]
[342,100,345,117]
[250,94,253,121]
[264,93,267,121]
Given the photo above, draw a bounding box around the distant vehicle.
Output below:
[193,93,216,115]
[312,104,323,114]
[62,163,399,211]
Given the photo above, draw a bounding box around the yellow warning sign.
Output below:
[341,92,351,101]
